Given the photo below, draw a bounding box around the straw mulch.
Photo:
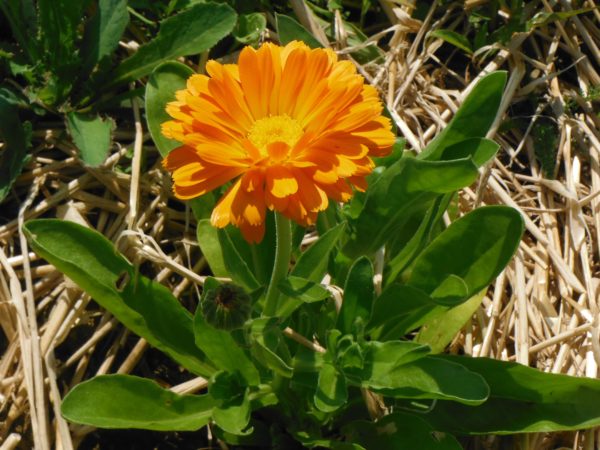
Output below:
[1,1,600,449]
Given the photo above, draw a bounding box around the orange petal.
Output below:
[231,173,266,226]
[239,222,265,244]
[238,43,280,119]
[266,165,298,198]
[266,141,290,162]
[293,168,328,213]
[211,179,242,228]
[163,146,200,171]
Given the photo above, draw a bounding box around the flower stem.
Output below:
[263,213,292,316]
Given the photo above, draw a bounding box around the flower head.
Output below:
[162,41,394,242]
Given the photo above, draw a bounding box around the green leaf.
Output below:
[24,219,214,376]
[367,284,442,340]
[343,157,479,258]
[66,112,114,166]
[276,276,330,318]
[214,418,272,447]
[218,228,261,291]
[292,222,346,283]
[416,290,486,353]
[349,341,430,383]
[0,0,39,61]
[196,219,228,277]
[145,61,194,157]
[343,412,462,450]
[213,391,251,435]
[37,0,85,104]
[439,137,499,167]
[429,29,473,54]
[336,257,373,335]
[233,13,266,44]
[0,91,31,202]
[62,374,215,430]
[193,312,260,385]
[418,72,507,161]
[38,0,83,63]
[249,318,293,378]
[406,206,523,304]
[209,372,252,435]
[189,192,216,220]
[79,0,129,77]
[425,355,600,434]
[363,356,489,405]
[342,21,384,64]
[314,362,347,412]
[295,432,366,450]
[106,2,236,88]
[276,13,323,49]
[385,195,450,286]
[527,8,594,30]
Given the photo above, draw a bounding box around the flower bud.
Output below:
[201,282,252,330]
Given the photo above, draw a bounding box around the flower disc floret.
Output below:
[162,41,395,242]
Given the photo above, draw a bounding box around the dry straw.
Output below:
[1,1,600,448]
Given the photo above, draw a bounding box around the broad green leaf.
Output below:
[418,72,507,161]
[347,341,430,384]
[237,212,277,286]
[106,2,236,88]
[363,356,489,405]
[66,112,114,166]
[217,228,260,291]
[292,222,346,282]
[0,0,39,61]
[79,0,129,77]
[214,418,272,447]
[62,374,215,430]
[439,137,499,167]
[429,275,469,304]
[0,92,31,202]
[276,13,323,49]
[249,318,293,378]
[38,0,83,65]
[196,219,228,277]
[276,276,330,318]
[367,284,443,340]
[193,312,260,385]
[233,13,266,44]
[292,345,325,373]
[425,355,600,434]
[37,0,84,105]
[24,219,214,376]
[314,362,347,412]
[343,157,479,257]
[429,29,473,54]
[212,391,251,435]
[406,206,523,304]
[385,195,450,286]
[343,412,462,450]
[209,372,252,435]
[145,61,194,156]
[336,257,373,334]
[189,192,216,220]
[335,335,364,371]
[416,290,486,353]
[278,276,330,303]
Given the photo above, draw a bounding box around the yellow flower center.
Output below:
[248,114,304,154]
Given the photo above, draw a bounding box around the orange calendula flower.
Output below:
[162,41,394,243]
